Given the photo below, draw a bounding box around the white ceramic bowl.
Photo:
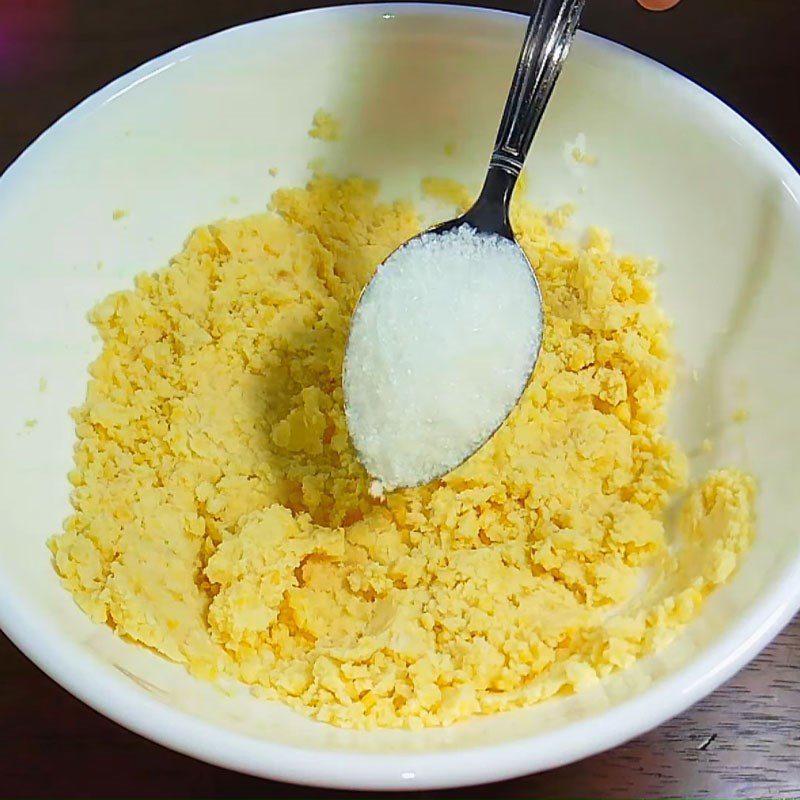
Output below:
[1,3,798,791]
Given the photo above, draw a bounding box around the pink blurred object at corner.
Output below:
[0,0,72,83]
[637,0,682,10]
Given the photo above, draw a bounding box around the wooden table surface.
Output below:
[1,1,798,797]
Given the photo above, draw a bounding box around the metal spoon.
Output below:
[344,0,586,489]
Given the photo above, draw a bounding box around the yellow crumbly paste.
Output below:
[51,173,755,729]
[308,109,342,142]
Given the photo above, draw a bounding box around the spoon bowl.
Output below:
[343,219,543,491]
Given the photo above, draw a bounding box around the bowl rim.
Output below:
[1,2,799,791]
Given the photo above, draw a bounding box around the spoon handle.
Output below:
[490,0,586,177]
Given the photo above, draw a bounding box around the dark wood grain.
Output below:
[1,1,799,798]
[2,623,799,798]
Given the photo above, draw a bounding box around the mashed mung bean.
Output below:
[51,173,755,729]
